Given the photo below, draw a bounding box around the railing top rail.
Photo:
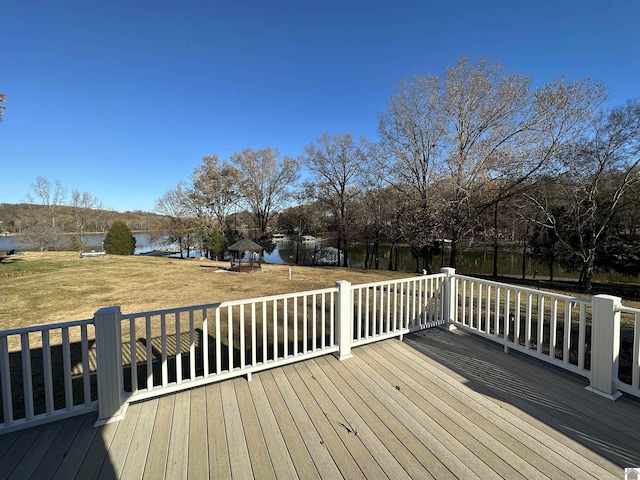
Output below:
[454,274,591,304]
[120,286,339,320]
[352,273,445,290]
[0,318,93,337]
[619,305,640,315]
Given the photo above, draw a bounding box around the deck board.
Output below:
[51,414,100,480]
[187,387,209,480]
[358,343,529,480]
[103,402,140,480]
[311,356,443,480]
[31,415,88,480]
[406,330,640,474]
[7,422,63,480]
[1,328,639,479]
[205,383,231,479]
[371,340,558,479]
[259,369,322,479]
[234,378,276,480]
[398,338,610,478]
[165,391,190,480]
[120,398,157,480]
[281,363,367,479]
[220,379,253,479]
[246,378,298,479]
[268,368,343,479]
[142,395,173,480]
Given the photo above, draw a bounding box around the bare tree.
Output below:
[528,100,640,290]
[231,147,298,242]
[301,133,370,266]
[154,182,197,258]
[191,155,241,231]
[28,177,67,230]
[0,93,6,123]
[70,190,101,248]
[20,177,68,250]
[380,57,606,270]
[378,74,445,269]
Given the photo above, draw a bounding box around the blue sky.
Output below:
[1,0,639,212]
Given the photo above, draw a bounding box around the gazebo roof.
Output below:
[228,239,264,252]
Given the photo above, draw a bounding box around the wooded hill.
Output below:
[0,203,168,234]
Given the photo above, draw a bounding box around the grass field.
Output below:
[0,252,415,330]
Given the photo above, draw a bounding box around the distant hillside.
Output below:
[0,203,169,233]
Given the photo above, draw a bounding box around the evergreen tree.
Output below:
[104,220,136,255]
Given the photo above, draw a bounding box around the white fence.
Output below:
[446,268,640,400]
[0,319,97,433]
[1,269,639,433]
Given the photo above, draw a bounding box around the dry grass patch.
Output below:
[0,252,414,330]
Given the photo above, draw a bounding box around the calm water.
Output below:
[0,233,157,254]
[2,234,637,284]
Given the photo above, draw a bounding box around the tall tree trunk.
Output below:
[364,240,370,269]
[521,228,528,280]
[450,240,458,269]
[492,201,499,278]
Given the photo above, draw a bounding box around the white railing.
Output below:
[451,271,640,401]
[618,305,640,398]
[119,287,340,405]
[452,274,592,379]
[351,274,445,346]
[2,269,639,433]
[0,319,97,433]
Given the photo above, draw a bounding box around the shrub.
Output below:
[104,221,136,255]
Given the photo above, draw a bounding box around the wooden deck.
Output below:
[1,328,639,479]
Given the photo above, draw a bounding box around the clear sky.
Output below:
[1,0,639,212]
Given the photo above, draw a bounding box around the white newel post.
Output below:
[335,280,354,361]
[440,267,457,330]
[94,306,128,425]
[587,294,622,400]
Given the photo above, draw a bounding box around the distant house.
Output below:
[301,235,316,243]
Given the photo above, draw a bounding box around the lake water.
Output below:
[2,234,637,284]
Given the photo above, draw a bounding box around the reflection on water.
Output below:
[269,240,638,284]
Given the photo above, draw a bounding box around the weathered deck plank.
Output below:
[233,378,276,479]
[75,419,118,479]
[31,415,88,480]
[406,329,640,474]
[268,368,343,479]
[51,414,100,480]
[258,369,322,479]
[205,383,231,479]
[165,391,190,480]
[281,363,367,479]
[187,387,209,480]
[220,379,253,479]
[358,343,530,480]
[103,402,140,479]
[371,340,557,479]
[246,377,298,479]
[120,398,157,480]
[1,329,639,479]
[310,356,443,480]
[142,394,174,480]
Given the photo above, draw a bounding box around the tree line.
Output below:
[1,178,168,251]
[5,58,639,290]
[155,58,639,290]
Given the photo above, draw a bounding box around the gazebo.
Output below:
[227,239,264,272]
